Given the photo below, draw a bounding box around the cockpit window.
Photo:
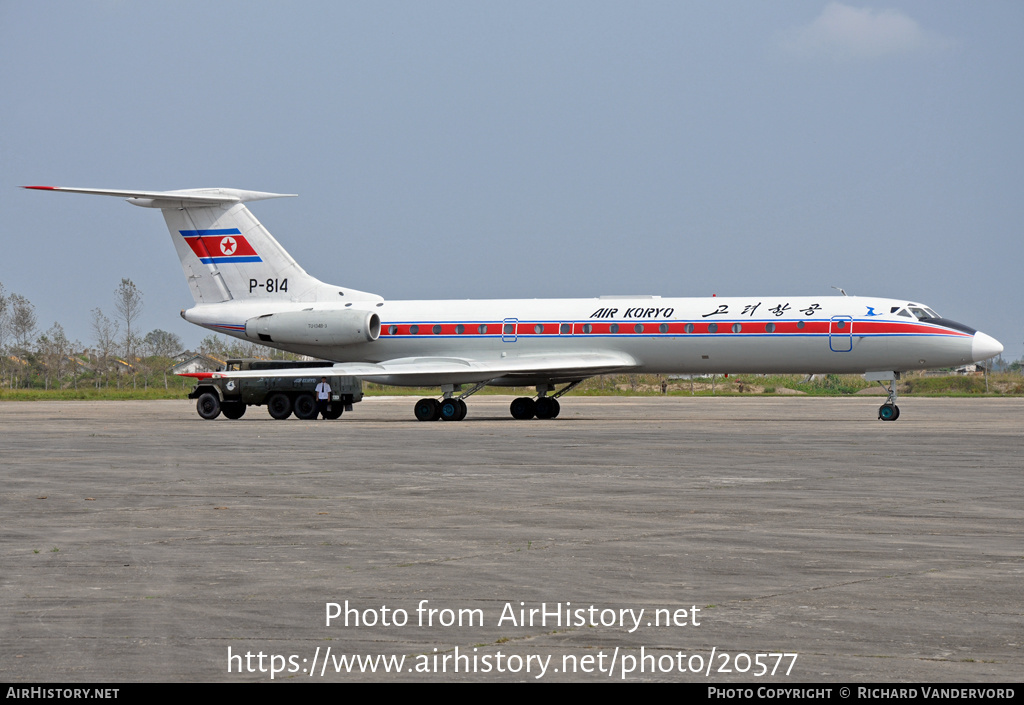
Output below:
[896,309,912,318]
[908,307,935,320]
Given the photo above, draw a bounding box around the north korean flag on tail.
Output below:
[180,228,263,264]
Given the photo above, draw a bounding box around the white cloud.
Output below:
[780,3,954,60]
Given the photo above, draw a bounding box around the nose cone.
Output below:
[972,332,1003,362]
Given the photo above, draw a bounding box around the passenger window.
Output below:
[634,323,644,333]
[659,323,669,333]
[708,323,718,333]
[560,323,571,334]
[610,324,619,333]
[582,324,593,334]
[456,324,464,334]
[432,324,441,334]
[478,324,488,334]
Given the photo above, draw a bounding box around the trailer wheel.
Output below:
[196,392,221,420]
[323,404,343,420]
[267,393,292,420]
[294,393,318,420]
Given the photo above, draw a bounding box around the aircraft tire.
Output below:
[456,399,468,421]
[415,398,441,421]
[534,397,561,419]
[510,397,536,420]
[196,392,221,420]
[439,398,461,421]
[267,393,293,420]
[221,401,246,419]
[878,403,900,421]
[294,393,319,420]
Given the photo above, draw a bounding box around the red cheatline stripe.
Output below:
[377,319,968,336]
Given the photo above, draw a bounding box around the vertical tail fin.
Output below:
[24,186,380,305]
[159,197,329,304]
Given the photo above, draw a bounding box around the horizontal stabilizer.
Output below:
[23,186,296,208]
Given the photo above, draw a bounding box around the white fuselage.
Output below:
[186,294,986,385]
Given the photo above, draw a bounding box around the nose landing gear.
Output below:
[869,371,902,422]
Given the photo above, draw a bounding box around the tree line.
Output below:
[0,279,293,391]
[4,278,1019,393]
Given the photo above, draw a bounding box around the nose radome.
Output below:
[972,332,1003,362]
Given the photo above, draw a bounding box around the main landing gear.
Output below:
[414,397,467,421]
[510,396,559,419]
[412,380,581,421]
[414,381,487,422]
[875,372,901,422]
[510,381,580,420]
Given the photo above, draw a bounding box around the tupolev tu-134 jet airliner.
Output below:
[26,186,1003,422]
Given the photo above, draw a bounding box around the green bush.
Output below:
[904,376,987,395]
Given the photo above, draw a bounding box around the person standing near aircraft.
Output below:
[315,377,332,420]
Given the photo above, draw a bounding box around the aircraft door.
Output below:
[829,316,853,352]
[502,318,518,343]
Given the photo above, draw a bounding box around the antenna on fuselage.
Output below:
[831,286,848,296]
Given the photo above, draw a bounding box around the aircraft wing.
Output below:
[209,351,638,386]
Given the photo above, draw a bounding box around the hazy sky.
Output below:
[3,1,1022,359]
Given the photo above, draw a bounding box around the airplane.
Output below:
[25,185,1003,422]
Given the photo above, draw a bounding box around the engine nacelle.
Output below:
[245,309,380,346]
